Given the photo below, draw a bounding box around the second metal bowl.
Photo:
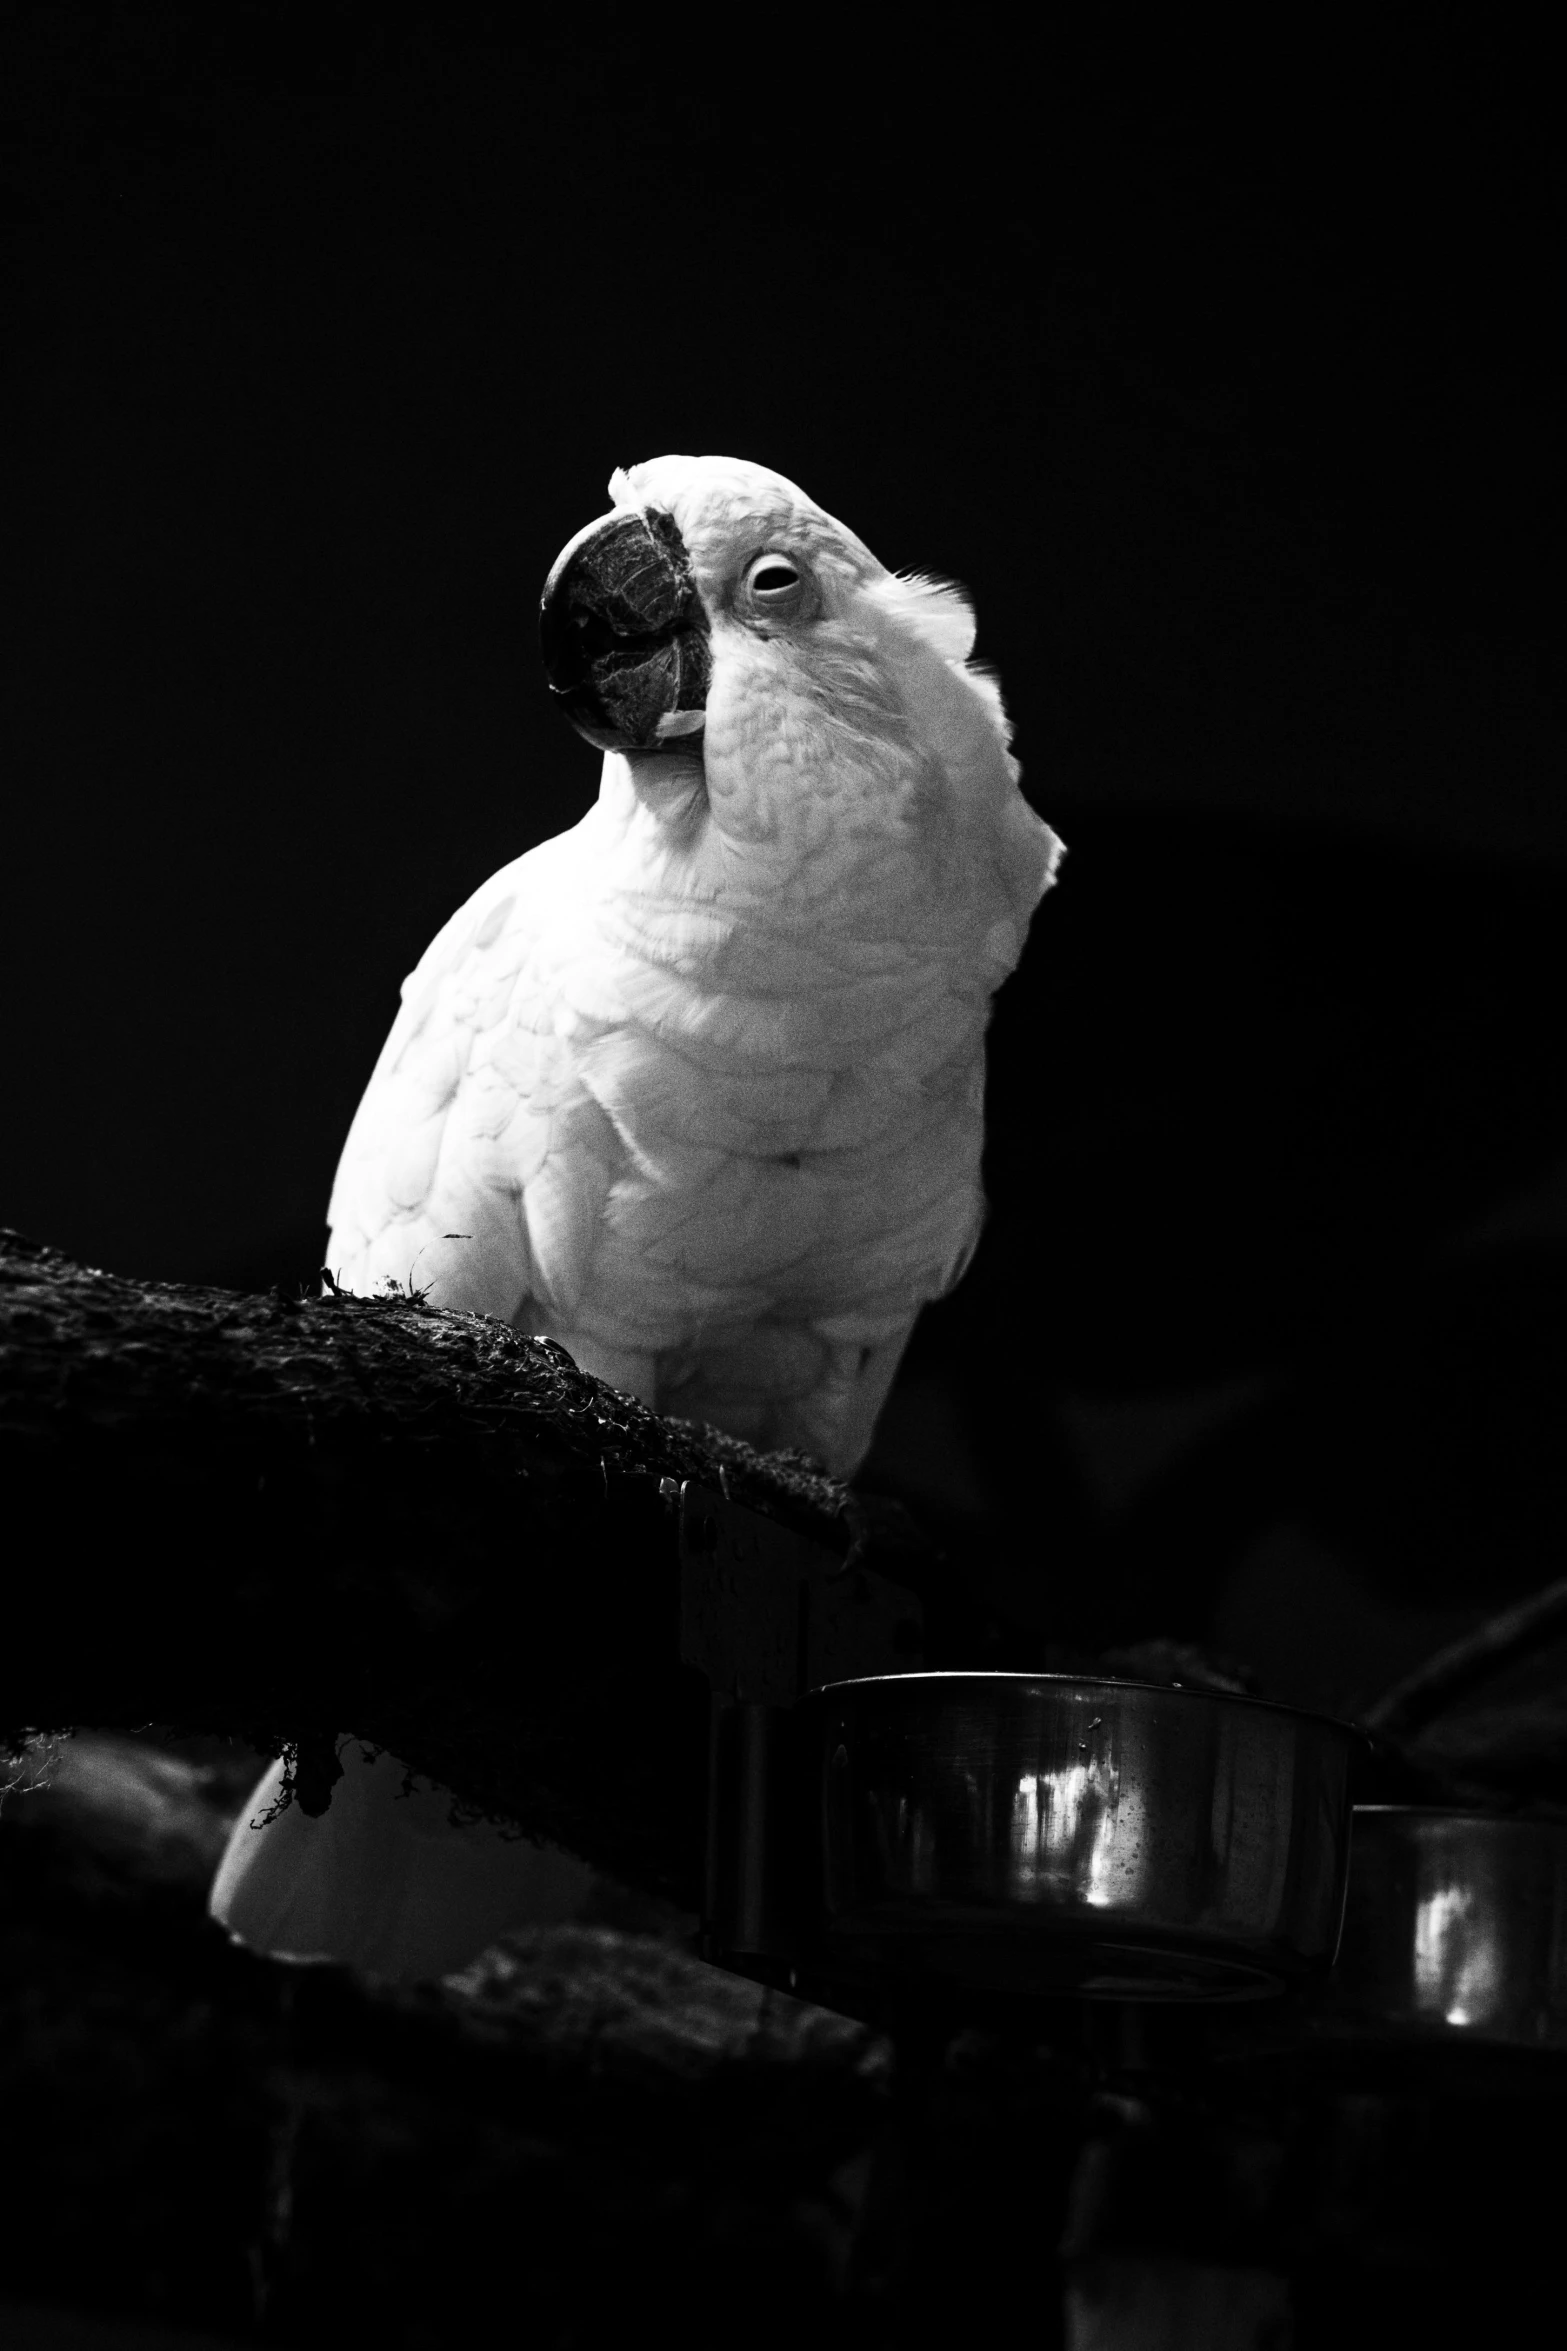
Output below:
[1319,1806,1567,2053]
[800,1672,1362,2001]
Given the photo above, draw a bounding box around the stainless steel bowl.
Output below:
[801,1673,1361,2000]
[1320,1807,1567,2052]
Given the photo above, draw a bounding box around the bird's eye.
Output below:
[739,551,814,624]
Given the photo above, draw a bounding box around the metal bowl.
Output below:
[800,1672,1362,2001]
[1319,1807,1567,2053]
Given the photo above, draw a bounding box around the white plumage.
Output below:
[210,455,1061,1978]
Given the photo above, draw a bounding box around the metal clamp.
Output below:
[671,1480,923,1970]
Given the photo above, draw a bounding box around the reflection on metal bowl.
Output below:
[801,1674,1362,2002]
[1322,1807,1567,2051]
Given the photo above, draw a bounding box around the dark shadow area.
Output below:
[861,808,1567,1688]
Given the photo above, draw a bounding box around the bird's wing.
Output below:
[325,825,621,1326]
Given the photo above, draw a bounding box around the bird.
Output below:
[209,455,1062,1980]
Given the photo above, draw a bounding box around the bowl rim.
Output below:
[805,1668,1365,1740]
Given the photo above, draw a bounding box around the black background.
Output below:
[4,8,1563,1710]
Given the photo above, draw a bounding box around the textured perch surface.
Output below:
[0,1228,851,1902]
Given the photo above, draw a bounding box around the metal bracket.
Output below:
[670,1480,923,1968]
[675,1481,923,1700]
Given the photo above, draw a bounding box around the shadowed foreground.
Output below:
[6,1229,1567,2346]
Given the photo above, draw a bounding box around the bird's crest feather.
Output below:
[878,571,979,663]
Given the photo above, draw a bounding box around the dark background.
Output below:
[3,8,1563,1712]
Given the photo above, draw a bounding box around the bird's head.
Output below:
[541,455,1058,911]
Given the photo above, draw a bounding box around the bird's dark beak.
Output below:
[539,505,710,753]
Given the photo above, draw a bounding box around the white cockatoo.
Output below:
[210,455,1062,1980]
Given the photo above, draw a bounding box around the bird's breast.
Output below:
[564,918,985,1148]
